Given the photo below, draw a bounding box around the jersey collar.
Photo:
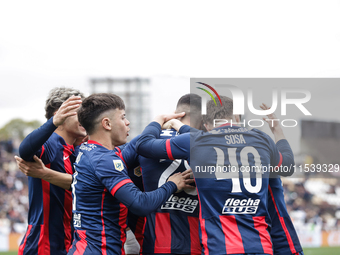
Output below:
[87,140,103,146]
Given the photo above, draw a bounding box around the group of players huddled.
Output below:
[15,87,304,255]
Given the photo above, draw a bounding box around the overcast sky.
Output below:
[0,0,339,146]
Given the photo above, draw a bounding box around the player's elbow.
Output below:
[128,203,152,217]
[277,156,295,176]
[19,142,32,161]
[135,137,149,157]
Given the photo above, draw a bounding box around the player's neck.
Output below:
[88,133,114,150]
[54,129,76,146]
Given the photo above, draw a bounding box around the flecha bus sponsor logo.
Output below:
[222,198,260,214]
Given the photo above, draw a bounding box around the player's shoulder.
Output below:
[96,148,126,172]
[159,128,178,138]
[249,128,272,141]
[47,132,66,146]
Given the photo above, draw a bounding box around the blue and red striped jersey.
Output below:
[268,176,303,255]
[115,137,146,248]
[138,129,201,255]
[136,122,295,255]
[68,140,177,255]
[19,132,75,255]
[68,140,133,255]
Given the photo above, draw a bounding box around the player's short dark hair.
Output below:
[45,87,85,120]
[204,96,234,124]
[78,93,125,135]
[176,93,201,111]
[176,93,203,129]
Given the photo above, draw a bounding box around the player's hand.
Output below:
[260,103,282,132]
[53,95,82,126]
[168,169,196,192]
[14,155,48,179]
[154,112,185,126]
[162,119,185,131]
[260,103,285,142]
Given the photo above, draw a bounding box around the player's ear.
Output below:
[101,117,112,131]
[234,114,240,123]
[203,123,209,131]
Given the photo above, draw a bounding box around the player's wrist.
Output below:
[153,115,166,126]
[171,119,184,131]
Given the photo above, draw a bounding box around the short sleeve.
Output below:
[94,154,133,196]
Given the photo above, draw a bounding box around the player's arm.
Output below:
[96,155,193,216]
[135,121,190,160]
[114,170,194,216]
[19,96,82,161]
[162,119,194,134]
[118,136,140,169]
[14,155,72,190]
[261,103,295,176]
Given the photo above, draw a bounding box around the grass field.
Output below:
[1,247,340,255]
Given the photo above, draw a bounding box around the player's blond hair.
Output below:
[45,87,85,120]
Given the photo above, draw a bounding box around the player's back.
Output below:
[268,176,303,255]
[139,129,201,255]
[68,141,130,255]
[190,124,282,255]
[19,132,75,255]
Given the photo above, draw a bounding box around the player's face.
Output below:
[63,113,87,139]
[110,109,130,146]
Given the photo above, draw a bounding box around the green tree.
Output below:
[0,118,41,141]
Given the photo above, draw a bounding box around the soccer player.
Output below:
[18,87,86,255]
[136,96,295,255]
[136,94,202,255]
[268,177,304,255]
[17,93,193,254]
[260,104,304,255]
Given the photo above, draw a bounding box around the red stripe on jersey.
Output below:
[119,203,128,255]
[134,216,146,249]
[87,140,103,146]
[166,139,175,160]
[63,146,74,174]
[63,146,73,252]
[115,147,127,166]
[115,151,127,166]
[269,185,296,254]
[196,182,208,255]
[39,177,51,255]
[277,152,283,167]
[253,216,273,255]
[219,215,245,254]
[64,189,72,252]
[101,190,107,255]
[73,230,87,255]
[188,216,201,255]
[110,179,133,196]
[154,213,171,253]
[39,145,45,158]
[18,225,33,255]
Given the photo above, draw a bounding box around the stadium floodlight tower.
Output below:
[90,77,151,140]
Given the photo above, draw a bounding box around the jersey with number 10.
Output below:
[136,123,284,255]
